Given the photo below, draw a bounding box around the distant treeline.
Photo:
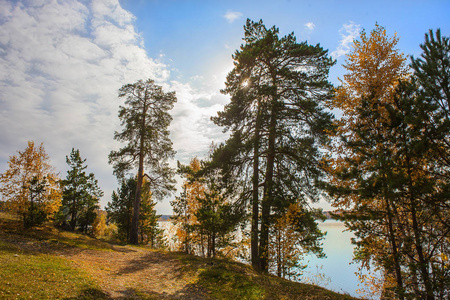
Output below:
[158,211,340,222]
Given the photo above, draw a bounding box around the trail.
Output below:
[60,245,210,299]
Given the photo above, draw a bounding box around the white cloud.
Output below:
[0,0,222,215]
[224,11,242,23]
[169,81,228,164]
[331,21,361,59]
[305,22,315,31]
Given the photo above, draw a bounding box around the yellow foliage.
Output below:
[333,24,409,139]
[172,157,207,253]
[269,203,307,279]
[0,141,62,222]
[104,222,118,237]
[92,210,107,237]
[327,24,410,210]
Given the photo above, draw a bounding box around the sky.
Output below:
[0,0,449,215]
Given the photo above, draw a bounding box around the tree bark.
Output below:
[407,158,434,300]
[251,102,261,271]
[130,102,147,245]
[382,168,404,299]
[130,154,143,244]
[259,96,277,273]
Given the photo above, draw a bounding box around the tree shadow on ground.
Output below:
[121,284,212,300]
[62,288,111,300]
[117,251,184,277]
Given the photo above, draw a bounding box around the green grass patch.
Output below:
[198,263,265,299]
[0,241,109,299]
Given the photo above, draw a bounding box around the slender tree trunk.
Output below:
[130,156,143,244]
[28,195,35,228]
[212,232,216,258]
[410,203,434,299]
[251,102,261,271]
[130,105,147,245]
[207,233,211,258]
[277,230,282,277]
[70,206,77,231]
[382,175,404,299]
[260,97,277,273]
[407,161,434,300]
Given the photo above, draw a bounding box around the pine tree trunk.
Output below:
[212,232,216,258]
[260,96,277,273]
[383,180,404,299]
[251,103,261,271]
[277,230,282,277]
[407,160,434,300]
[130,159,143,244]
[130,108,147,244]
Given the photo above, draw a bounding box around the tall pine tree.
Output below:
[109,79,176,244]
[213,19,334,272]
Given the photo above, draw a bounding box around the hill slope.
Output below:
[0,213,358,300]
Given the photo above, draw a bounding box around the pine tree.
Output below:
[106,177,135,241]
[109,79,176,244]
[194,175,241,258]
[386,80,449,299]
[213,19,334,272]
[60,148,103,232]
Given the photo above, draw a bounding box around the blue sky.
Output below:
[0,0,449,214]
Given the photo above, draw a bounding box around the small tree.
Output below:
[107,177,134,242]
[60,148,103,232]
[195,182,240,258]
[139,177,165,248]
[269,202,325,280]
[92,210,107,237]
[106,176,164,246]
[109,79,176,245]
[172,156,243,258]
[171,186,193,253]
[0,141,61,227]
[171,157,205,254]
[25,176,48,227]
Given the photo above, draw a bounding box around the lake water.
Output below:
[302,220,362,298]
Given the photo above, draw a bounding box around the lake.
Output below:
[302,220,363,298]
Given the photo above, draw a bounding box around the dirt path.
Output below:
[60,245,210,299]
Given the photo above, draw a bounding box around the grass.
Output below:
[174,255,356,300]
[0,240,108,300]
[0,212,110,299]
[198,263,265,299]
